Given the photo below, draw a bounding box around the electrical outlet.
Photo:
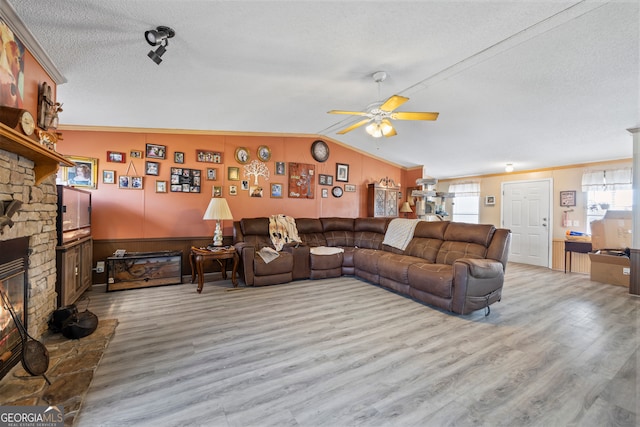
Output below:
[96,261,105,273]
[623,267,630,276]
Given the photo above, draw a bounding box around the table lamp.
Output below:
[400,201,413,218]
[203,197,233,246]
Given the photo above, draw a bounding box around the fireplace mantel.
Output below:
[0,122,73,185]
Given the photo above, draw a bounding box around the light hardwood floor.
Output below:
[76,263,639,427]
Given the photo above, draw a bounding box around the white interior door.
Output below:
[502,179,552,267]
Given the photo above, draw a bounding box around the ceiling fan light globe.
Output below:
[366,122,384,138]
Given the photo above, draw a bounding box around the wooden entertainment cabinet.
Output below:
[56,236,93,306]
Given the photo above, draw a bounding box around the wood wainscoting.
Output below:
[91,236,234,285]
[551,239,591,274]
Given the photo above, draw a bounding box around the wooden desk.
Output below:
[564,241,592,273]
[189,246,239,293]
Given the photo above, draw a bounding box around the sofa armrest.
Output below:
[283,244,310,280]
[234,242,256,286]
[451,258,505,314]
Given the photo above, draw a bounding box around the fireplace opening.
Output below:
[0,236,29,381]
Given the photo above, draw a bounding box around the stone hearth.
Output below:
[0,319,117,426]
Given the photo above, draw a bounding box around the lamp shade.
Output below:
[203,198,233,221]
[400,201,413,213]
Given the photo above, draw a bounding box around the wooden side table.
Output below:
[189,246,239,293]
[564,240,592,273]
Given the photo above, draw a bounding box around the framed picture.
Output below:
[169,167,201,193]
[257,145,271,162]
[235,147,250,164]
[241,180,249,191]
[485,195,496,206]
[344,184,356,192]
[560,190,576,207]
[228,167,240,181]
[196,150,222,163]
[275,161,285,175]
[206,168,217,180]
[270,183,283,198]
[321,188,328,198]
[213,186,222,197]
[103,170,115,184]
[130,150,143,159]
[107,151,125,163]
[63,156,98,189]
[318,174,333,186]
[146,143,166,159]
[336,163,349,182]
[145,161,160,176]
[174,152,185,164]
[288,162,315,199]
[229,185,238,196]
[250,185,264,197]
[119,175,143,190]
[156,180,167,193]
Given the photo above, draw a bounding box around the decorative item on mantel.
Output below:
[203,198,234,247]
[37,81,63,130]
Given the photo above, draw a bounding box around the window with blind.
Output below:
[581,167,632,233]
[449,182,480,224]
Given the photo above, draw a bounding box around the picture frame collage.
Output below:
[64,139,360,200]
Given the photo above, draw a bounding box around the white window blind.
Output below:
[449,182,480,224]
[581,167,632,233]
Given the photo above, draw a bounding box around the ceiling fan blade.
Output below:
[337,118,371,134]
[392,111,439,121]
[328,110,369,116]
[381,119,397,137]
[380,95,409,112]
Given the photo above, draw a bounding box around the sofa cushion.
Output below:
[443,222,495,246]
[436,241,488,265]
[378,254,425,284]
[354,218,388,234]
[296,218,327,247]
[407,263,454,298]
[353,248,386,275]
[241,217,270,235]
[254,252,293,276]
[413,220,449,239]
[404,238,443,263]
[321,217,355,247]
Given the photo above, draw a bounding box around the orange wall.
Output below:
[57,130,407,239]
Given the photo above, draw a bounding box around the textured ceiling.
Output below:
[5,0,639,179]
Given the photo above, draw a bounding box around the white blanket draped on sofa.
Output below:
[382,218,421,250]
[269,214,301,251]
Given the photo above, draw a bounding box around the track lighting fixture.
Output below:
[144,26,175,65]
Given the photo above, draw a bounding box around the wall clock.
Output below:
[331,186,343,198]
[311,140,330,162]
[0,106,36,136]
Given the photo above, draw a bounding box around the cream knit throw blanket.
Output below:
[269,214,301,251]
[382,218,420,251]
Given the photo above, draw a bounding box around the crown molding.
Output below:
[0,0,66,84]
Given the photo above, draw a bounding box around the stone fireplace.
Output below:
[0,147,59,346]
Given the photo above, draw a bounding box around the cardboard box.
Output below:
[590,210,632,250]
[589,251,630,287]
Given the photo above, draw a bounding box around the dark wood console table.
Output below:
[189,246,239,293]
[564,241,592,273]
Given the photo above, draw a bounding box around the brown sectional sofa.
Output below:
[233,217,511,315]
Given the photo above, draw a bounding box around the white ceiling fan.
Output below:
[328,71,439,138]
